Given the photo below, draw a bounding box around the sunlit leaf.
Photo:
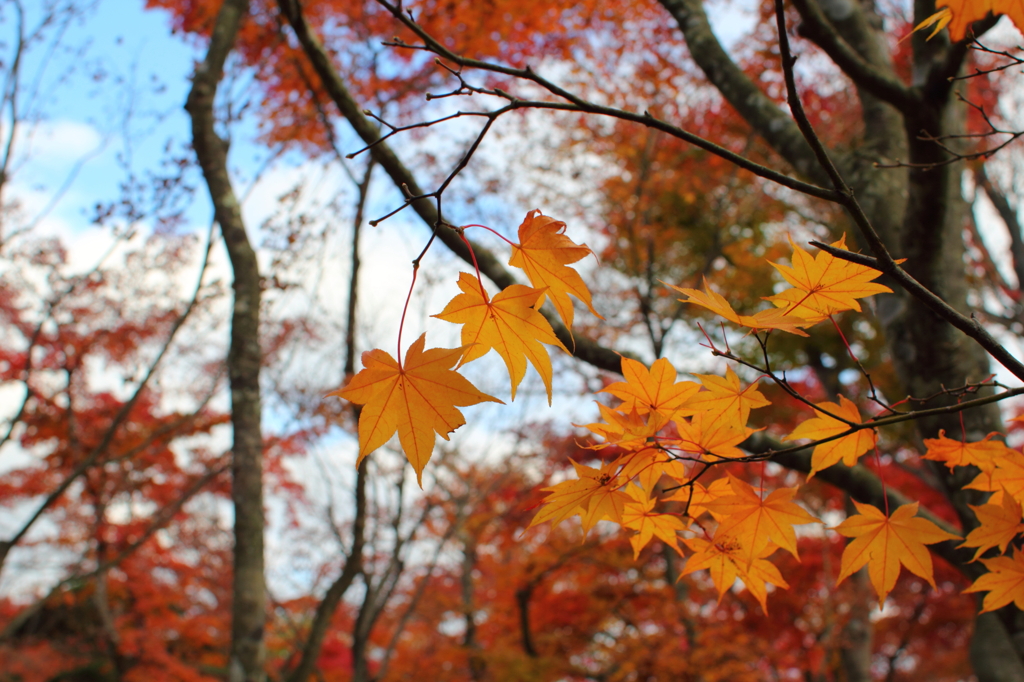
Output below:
[704,475,819,565]
[961,493,1024,562]
[332,334,502,485]
[433,272,568,402]
[835,501,959,605]
[685,367,770,427]
[508,209,602,328]
[783,395,876,478]
[602,356,699,428]
[681,535,789,614]
[965,547,1024,613]
[767,235,891,324]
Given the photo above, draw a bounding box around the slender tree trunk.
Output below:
[284,461,365,682]
[283,118,373,682]
[184,1,265,680]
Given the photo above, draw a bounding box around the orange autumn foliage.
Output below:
[331,211,1024,616]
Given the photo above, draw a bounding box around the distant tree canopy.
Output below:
[2,0,1024,681]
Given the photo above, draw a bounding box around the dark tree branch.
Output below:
[811,240,1024,381]
[276,0,629,375]
[372,0,838,201]
[658,0,831,184]
[771,0,1024,384]
[927,16,1002,96]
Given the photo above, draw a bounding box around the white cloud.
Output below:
[12,118,104,166]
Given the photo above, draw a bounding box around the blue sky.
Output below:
[9,1,192,234]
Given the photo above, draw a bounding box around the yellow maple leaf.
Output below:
[961,493,1024,561]
[965,547,1024,612]
[580,480,634,534]
[433,272,568,403]
[923,429,1013,472]
[835,501,960,606]
[670,277,809,336]
[674,412,753,462]
[665,478,732,517]
[332,334,502,485]
[507,209,601,329]
[582,403,661,449]
[966,450,1024,504]
[768,235,891,324]
[602,356,700,428]
[613,446,689,493]
[681,535,789,614]
[783,395,876,478]
[704,474,819,565]
[621,486,689,558]
[685,367,771,427]
[528,459,628,531]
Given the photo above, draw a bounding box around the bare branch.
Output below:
[276,0,628,374]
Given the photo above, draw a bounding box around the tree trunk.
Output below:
[184,1,265,680]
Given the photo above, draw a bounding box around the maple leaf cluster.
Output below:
[332,210,598,485]
[332,213,1024,614]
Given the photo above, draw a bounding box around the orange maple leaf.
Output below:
[674,411,753,462]
[622,486,689,558]
[332,334,502,485]
[704,475,819,565]
[602,356,700,428]
[964,547,1024,612]
[582,403,661,449]
[783,395,876,478]
[961,493,1024,561]
[966,450,1024,504]
[433,272,568,403]
[685,367,770,427]
[767,235,891,324]
[507,209,602,329]
[665,478,732,517]
[681,535,789,614]
[923,429,1013,472]
[529,460,630,533]
[835,501,959,605]
[670,278,809,336]
[614,446,689,493]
